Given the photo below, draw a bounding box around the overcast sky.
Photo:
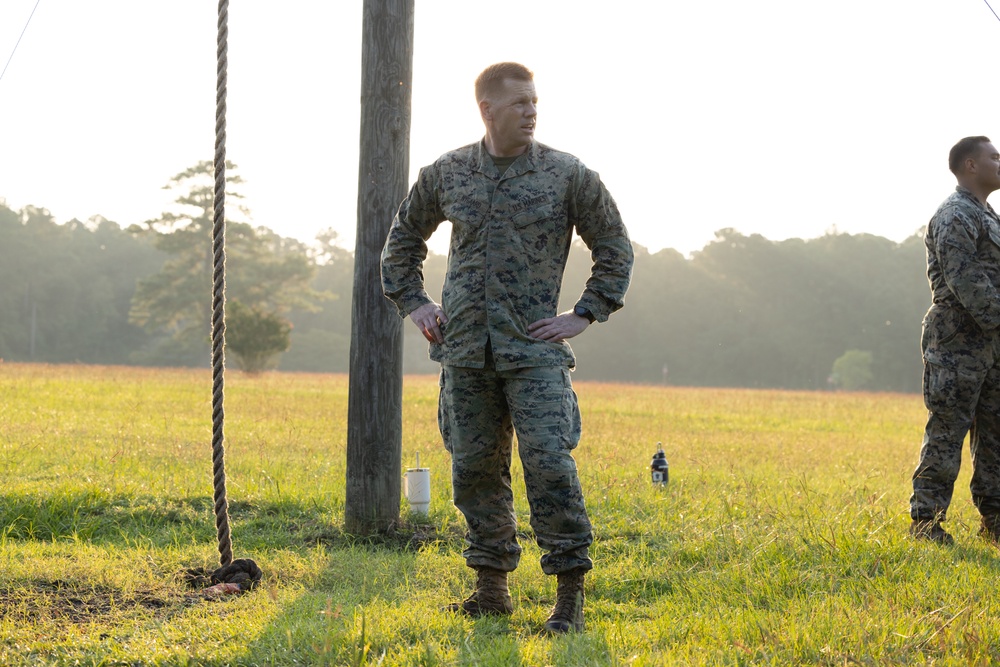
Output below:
[2,1,999,256]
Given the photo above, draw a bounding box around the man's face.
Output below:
[971,142,1000,192]
[483,78,537,156]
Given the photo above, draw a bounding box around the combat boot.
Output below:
[979,514,1000,544]
[543,568,586,633]
[910,519,954,545]
[444,566,513,617]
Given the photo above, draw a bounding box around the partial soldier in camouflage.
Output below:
[381,62,633,632]
[910,135,1000,545]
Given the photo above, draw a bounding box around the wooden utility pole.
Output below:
[345,0,414,533]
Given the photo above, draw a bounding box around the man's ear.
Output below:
[479,99,491,122]
[966,157,979,175]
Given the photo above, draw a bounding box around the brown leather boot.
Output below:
[910,519,954,545]
[444,567,513,616]
[544,568,586,633]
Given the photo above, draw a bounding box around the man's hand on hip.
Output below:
[528,311,590,342]
[410,303,448,344]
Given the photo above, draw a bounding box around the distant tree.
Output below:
[0,203,160,364]
[561,228,925,392]
[225,300,291,373]
[128,161,323,365]
[831,350,874,391]
[0,184,932,390]
[280,230,448,375]
[279,229,352,373]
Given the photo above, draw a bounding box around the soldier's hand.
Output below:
[409,303,448,344]
[528,311,589,342]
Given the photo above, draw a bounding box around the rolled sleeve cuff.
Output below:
[398,291,433,319]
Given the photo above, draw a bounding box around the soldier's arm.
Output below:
[380,167,445,319]
[568,166,634,323]
[935,209,1000,331]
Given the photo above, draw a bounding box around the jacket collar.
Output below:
[955,185,1000,218]
[474,139,539,179]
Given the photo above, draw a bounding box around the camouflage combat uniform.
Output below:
[381,139,633,574]
[910,186,1000,521]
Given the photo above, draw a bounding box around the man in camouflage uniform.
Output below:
[910,135,1000,545]
[380,62,633,632]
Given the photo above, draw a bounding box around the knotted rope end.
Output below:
[185,558,263,598]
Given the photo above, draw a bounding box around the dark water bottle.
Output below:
[650,442,669,486]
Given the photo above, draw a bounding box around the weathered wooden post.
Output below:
[345,0,414,533]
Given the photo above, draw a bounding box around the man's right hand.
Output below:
[409,302,448,344]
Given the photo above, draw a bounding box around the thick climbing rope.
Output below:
[211,0,232,573]
[188,0,262,596]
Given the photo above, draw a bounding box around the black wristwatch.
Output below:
[574,305,596,324]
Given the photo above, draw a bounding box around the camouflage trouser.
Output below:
[438,359,593,575]
[911,305,1000,520]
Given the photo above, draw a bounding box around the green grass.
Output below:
[0,363,997,665]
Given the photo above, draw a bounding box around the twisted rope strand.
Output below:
[212,0,233,568]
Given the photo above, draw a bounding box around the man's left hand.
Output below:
[528,311,590,342]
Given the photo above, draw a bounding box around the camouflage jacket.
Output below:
[925,186,1000,334]
[380,140,634,370]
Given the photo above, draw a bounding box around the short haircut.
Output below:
[949,136,992,175]
[474,62,534,103]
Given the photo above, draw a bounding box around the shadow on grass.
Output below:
[0,490,464,554]
[0,491,471,663]
[0,489,627,663]
[239,547,615,666]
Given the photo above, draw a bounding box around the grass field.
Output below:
[1,362,997,666]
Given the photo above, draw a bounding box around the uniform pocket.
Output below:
[923,360,986,419]
[512,205,555,229]
[507,367,581,452]
[922,306,972,364]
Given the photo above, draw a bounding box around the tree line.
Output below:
[0,163,931,392]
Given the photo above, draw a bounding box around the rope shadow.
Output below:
[0,490,465,553]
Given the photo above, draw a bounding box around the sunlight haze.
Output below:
[1,0,998,256]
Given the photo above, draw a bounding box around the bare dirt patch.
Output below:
[0,579,174,625]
